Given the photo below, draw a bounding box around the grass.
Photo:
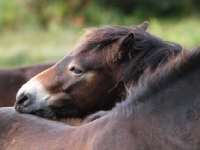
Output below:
[0,26,81,68]
[0,17,200,68]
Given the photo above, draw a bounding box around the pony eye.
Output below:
[70,67,83,76]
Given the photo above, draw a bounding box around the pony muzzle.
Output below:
[15,79,51,114]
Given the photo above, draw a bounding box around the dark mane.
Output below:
[77,25,182,83]
[115,47,200,116]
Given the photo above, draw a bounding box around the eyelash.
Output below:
[70,67,83,75]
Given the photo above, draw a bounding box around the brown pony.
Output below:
[1,48,200,149]
[15,22,182,119]
[0,62,55,107]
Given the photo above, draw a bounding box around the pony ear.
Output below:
[137,21,149,30]
[119,32,134,54]
[112,32,134,62]
[104,32,134,63]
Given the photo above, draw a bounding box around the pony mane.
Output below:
[133,48,200,101]
[76,24,182,83]
[115,47,200,116]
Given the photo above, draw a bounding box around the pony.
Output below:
[1,48,200,149]
[14,22,182,119]
[0,62,55,107]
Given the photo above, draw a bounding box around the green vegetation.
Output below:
[0,0,200,68]
[0,27,80,67]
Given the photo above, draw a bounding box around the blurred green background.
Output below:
[0,0,200,68]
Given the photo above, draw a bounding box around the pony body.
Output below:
[1,48,200,149]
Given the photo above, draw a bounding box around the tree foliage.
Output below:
[0,0,199,31]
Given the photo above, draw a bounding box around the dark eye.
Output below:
[70,67,84,76]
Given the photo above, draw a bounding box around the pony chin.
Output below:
[15,99,56,118]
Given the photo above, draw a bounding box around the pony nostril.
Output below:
[18,95,28,104]
[16,93,30,106]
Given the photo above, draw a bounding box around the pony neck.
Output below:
[114,50,200,148]
[110,65,200,149]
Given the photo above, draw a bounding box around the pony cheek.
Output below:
[48,92,72,107]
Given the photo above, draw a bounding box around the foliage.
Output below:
[94,0,199,17]
[0,0,87,31]
[0,0,199,31]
